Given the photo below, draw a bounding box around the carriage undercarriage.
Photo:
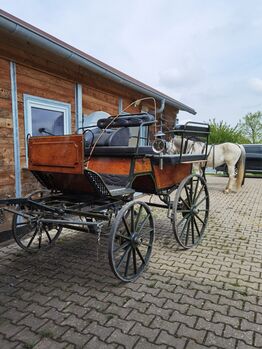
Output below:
[0,114,210,282]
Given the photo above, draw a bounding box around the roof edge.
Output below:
[0,9,197,115]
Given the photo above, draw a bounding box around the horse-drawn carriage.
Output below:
[0,106,210,282]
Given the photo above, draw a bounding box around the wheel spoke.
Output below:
[124,248,132,277]
[177,212,191,227]
[43,226,52,243]
[136,247,145,264]
[193,177,200,203]
[122,217,131,236]
[38,231,42,249]
[115,233,131,241]
[194,213,205,225]
[180,197,191,210]
[184,185,192,205]
[184,219,190,246]
[116,245,132,270]
[131,206,135,231]
[26,227,38,248]
[179,215,191,238]
[193,217,201,237]
[135,205,143,229]
[137,213,151,235]
[191,217,195,245]
[194,184,204,203]
[114,239,130,253]
[137,228,154,238]
[132,248,137,274]
[195,195,208,208]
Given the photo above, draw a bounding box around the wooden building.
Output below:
[0,10,196,235]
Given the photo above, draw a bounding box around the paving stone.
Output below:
[0,335,20,349]
[130,322,160,342]
[2,308,28,322]
[146,304,173,320]
[61,314,88,331]
[84,321,114,340]
[169,311,197,328]
[156,330,186,348]
[37,320,69,340]
[105,316,136,334]
[177,324,206,344]
[41,308,68,323]
[34,338,68,349]
[212,312,240,328]
[205,332,236,349]
[135,337,166,349]
[224,324,253,345]
[107,329,139,349]
[255,332,262,347]
[195,317,224,336]
[62,328,92,347]
[150,316,180,335]
[84,309,111,325]
[125,309,155,326]
[0,320,25,338]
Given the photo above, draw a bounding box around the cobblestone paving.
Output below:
[0,176,261,349]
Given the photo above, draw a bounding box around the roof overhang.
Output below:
[0,9,196,115]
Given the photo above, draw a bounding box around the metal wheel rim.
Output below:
[108,201,155,282]
[172,174,209,249]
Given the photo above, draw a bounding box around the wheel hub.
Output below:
[131,233,143,247]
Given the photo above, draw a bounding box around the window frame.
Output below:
[23,94,71,165]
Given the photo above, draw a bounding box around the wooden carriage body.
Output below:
[28,133,198,197]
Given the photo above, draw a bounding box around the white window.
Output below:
[24,94,71,163]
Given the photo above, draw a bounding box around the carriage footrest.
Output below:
[108,186,135,197]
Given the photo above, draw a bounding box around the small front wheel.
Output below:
[172,174,209,249]
[108,201,154,282]
[12,211,62,253]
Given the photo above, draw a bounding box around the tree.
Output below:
[208,118,249,144]
[238,111,262,143]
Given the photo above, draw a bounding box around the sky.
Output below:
[1,0,262,125]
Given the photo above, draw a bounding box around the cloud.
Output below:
[158,67,202,89]
[248,78,262,93]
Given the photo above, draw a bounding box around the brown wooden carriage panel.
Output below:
[88,157,131,175]
[153,162,192,190]
[28,134,84,174]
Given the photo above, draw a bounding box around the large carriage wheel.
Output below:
[12,211,62,253]
[172,174,209,249]
[108,201,154,282]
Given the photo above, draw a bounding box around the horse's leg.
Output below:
[224,164,236,194]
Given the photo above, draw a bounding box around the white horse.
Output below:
[167,138,246,193]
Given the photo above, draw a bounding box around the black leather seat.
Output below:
[97,113,155,129]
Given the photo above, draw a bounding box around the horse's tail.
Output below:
[236,145,246,190]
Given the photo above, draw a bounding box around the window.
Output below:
[24,94,71,136]
[24,94,71,163]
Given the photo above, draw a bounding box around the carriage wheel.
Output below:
[12,211,62,253]
[172,174,209,249]
[108,201,154,282]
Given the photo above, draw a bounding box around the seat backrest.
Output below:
[85,127,130,147]
[97,113,155,129]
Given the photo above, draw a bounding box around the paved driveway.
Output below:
[0,176,261,349]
